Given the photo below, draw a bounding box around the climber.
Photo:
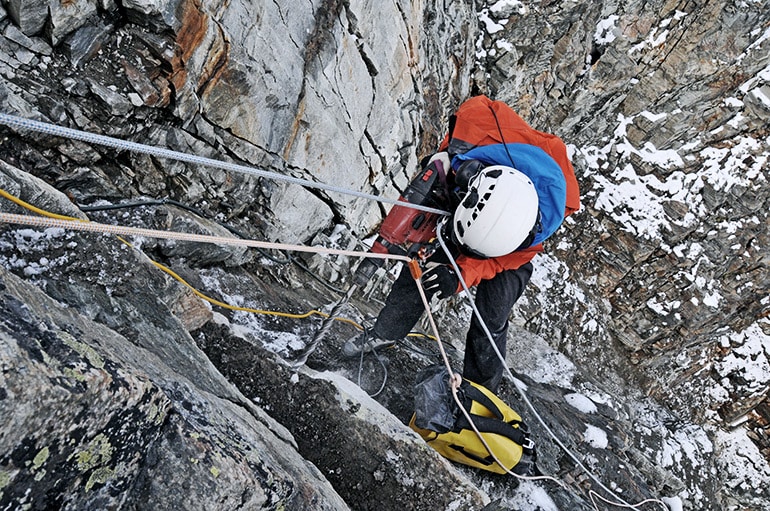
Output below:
[343,95,580,392]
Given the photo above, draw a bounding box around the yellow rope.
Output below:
[146,252,361,328]
[1,187,362,330]
[0,188,86,222]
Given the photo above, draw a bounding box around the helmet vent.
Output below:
[462,190,479,208]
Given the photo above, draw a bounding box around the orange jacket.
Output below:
[439,95,580,288]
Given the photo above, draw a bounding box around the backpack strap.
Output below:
[456,383,529,446]
[460,382,505,421]
[455,414,529,446]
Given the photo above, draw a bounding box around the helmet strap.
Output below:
[516,208,542,251]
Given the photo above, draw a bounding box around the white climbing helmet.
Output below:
[452,165,540,258]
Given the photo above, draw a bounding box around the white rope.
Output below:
[0,112,451,217]
[590,489,674,511]
[0,212,411,263]
[435,220,670,511]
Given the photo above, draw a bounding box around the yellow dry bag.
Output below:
[409,370,535,475]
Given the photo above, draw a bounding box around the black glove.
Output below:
[421,263,459,299]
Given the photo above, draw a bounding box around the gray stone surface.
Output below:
[476,0,770,443]
[0,265,349,510]
[0,0,768,509]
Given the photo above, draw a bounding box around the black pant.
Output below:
[372,259,533,392]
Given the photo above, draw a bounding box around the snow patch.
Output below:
[579,110,767,242]
[198,267,308,356]
[583,424,609,449]
[749,85,770,107]
[488,0,525,15]
[530,253,585,303]
[640,110,668,122]
[737,26,770,63]
[661,496,684,511]
[715,324,770,393]
[657,424,713,469]
[629,11,686,54]
[0,227,74,277]
[317,370,423,443]
[478,9,507,34]
[496,39,514,52]
[712,427,770,501]
[594,15,619,45]
[508,480,560,511]
[564,393,598,414]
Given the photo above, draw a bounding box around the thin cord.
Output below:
[489,103,518,168]
[0,188,363,328]
[355,329,390,398]
[81,196,350,293]
[0,188,87,222]
[0,211,410,264]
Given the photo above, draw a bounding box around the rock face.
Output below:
[0,0,769,510]
[0,264,351,510]
[474,0,769,449]
[0,163,488,510]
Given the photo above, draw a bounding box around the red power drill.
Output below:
[354,154,450,287]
